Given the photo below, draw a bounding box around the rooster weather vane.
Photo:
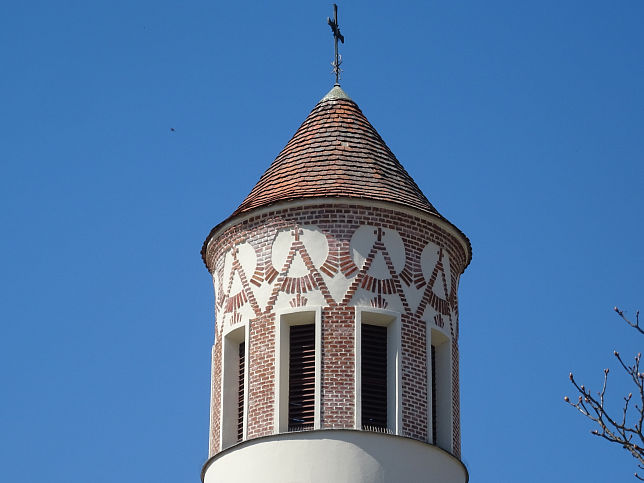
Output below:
[327,4,345,85]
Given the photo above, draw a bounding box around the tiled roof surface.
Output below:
[231,86,442,218]
[202,86,472,267]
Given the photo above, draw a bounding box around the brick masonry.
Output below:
[206,200,469,459]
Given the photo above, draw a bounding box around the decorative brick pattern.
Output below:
[289,294,308,308]
[206,201,468,459]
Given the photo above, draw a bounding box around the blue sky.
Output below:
[1,1,643,482]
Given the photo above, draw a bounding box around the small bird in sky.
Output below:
[170,128,175,132]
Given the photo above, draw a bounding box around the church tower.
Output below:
[200,10,471,483]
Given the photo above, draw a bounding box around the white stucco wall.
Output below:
[202,430,467,483]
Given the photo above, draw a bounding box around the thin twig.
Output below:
[565,307,644,480]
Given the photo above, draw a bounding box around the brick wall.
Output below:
[321,306,355,428]
[206,201,468,458]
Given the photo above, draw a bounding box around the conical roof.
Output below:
[202,86,472,266]
[230,85,441,218]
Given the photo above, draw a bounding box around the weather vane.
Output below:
[327,4,345,85]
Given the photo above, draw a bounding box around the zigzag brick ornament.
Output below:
[200,84,472,483]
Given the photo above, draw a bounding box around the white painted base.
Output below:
[202,430,467,483]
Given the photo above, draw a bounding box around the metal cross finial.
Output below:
[327,4,345,85]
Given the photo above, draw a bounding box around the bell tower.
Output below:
[200,81,471,482]
[201,8,471,482]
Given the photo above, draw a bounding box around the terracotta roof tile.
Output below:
[231,87,441,218]
[202,86,472,265]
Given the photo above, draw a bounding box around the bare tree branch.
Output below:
[566,307,644,480]
[615,307,643,336]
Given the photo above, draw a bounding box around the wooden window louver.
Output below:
[237,341,245,442]
[431,344,437,444]
[288,324,315,431]
[361,323,388,431]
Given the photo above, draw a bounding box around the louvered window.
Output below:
[288,324,315,431]
[361,323,388,431]
[237,341,245,442]
[431,344,437,444]
[221,328,246,449]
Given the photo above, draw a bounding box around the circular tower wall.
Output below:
[202,198,469,482]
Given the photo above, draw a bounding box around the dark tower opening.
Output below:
[431,344,437,444]
[288,324,316,431]
[361,323,388,431]
[238,341,245,442]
